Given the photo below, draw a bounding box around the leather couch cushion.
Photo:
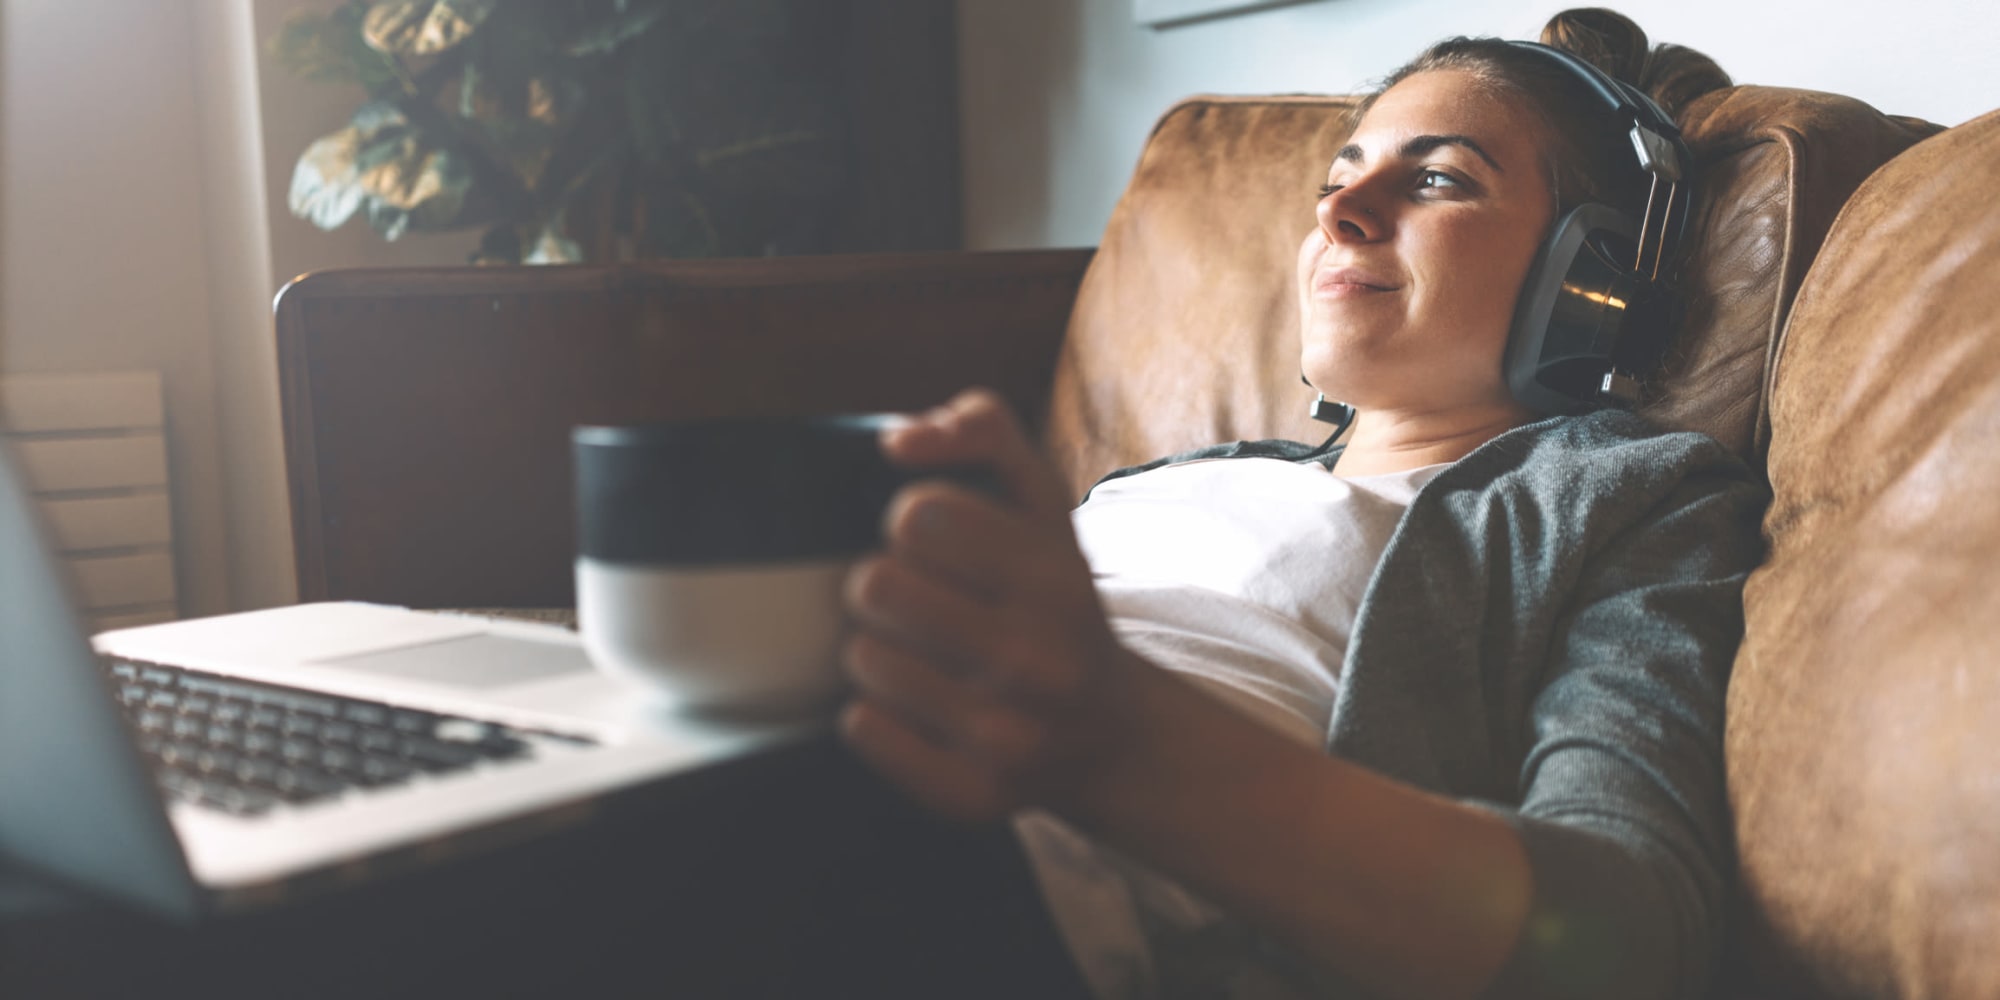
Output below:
[1042,88,1939,498]
[1646,88,1941,460]
[1731,107,2000,998]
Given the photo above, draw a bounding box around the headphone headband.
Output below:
[1501,39,1691,276]
[1502,41,1681,158]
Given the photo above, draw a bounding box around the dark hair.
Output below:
[1352,8,1731,217]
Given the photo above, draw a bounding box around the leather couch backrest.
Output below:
[1044,96,1347,498]
[1729,107,2000,998]
[1042,87,1940,498]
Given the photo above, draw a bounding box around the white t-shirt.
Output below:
[1018,455,1447,999]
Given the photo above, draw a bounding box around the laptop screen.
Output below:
[0,436,201,917]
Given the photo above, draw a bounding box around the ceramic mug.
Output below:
[573,414,992,718]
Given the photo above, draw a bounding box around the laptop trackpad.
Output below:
[313,633,594,690]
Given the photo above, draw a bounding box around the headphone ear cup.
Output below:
[1608,280,1680,378]
[1505,203,1649,414]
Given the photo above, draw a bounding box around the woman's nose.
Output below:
[1316,185,1387,243]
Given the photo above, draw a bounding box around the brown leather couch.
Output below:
[276,86,1996,998]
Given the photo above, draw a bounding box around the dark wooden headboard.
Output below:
[274,251,1091,609]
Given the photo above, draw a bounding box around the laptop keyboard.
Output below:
[103,658,598,818]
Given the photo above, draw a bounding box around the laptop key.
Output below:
[157,742,203,769]
[270,767,346,803]
[357,756,417,786]
[287,695,343,718]
[344,703,389,726]
[318,747,358,775]
[356,727,399,754]
[391,709,442,735]
[398,736,481,771]
[234,758,281,787]
[480,735,531,761]
[194,749,241,776]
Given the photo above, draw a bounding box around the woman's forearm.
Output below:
[1057,650,1534,1000]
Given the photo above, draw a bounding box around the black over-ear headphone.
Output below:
[1500,40,1694,414]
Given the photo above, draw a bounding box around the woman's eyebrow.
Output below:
[1334,134,1504,172]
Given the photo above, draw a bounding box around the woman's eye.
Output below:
[1317,183,1343,198]
[1417,170,1461,191]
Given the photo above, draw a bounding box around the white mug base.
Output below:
[577,557,853,715]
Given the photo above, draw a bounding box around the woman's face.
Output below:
[1296,68,1558,414]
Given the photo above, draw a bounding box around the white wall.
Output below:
[1,1,233,615]
[1,0,471,617]
[958,0,2000,249]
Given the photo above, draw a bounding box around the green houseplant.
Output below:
[271,0,851,263]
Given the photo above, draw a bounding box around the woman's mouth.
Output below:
[1312,266,1399,298]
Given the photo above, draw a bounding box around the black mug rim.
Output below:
[573,414,899,450]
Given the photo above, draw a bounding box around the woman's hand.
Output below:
[840,388,1140,823]
[840,392,1536,1000]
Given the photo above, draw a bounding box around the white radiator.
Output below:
[0,372,180,633]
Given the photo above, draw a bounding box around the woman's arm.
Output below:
[840,389,1533,1000]
[1061,647,1536,1000]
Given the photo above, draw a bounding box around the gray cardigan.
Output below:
[1091,409,1767,1000]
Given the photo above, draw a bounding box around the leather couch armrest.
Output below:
[275,249,1092,608]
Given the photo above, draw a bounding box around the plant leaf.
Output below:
[288,128,370,230]
[290,101,473,240]
[359,144,473,240]
[523,225,583,264]
[360,1,426,55]
[289,100,424,231]
[415,0,499,55]
[363,0,496,57]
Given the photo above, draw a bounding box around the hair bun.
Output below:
[1540,7,1731,119]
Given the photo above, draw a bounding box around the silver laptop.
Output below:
[0,438,812,918]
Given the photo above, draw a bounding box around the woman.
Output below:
[840,9,1762,1000]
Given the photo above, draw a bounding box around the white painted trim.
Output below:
[0,371,164,432]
